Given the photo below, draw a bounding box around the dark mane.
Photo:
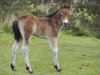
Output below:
[46,10,59,17]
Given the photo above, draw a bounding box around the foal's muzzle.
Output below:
[63,19,69,27]
[63,22,68,27]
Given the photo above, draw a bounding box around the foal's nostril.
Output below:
[63,22,68,27]
[64,22,67,25]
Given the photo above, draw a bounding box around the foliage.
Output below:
[64,1,100,38]
[68,8,96,36]
[0,0,100,38]
[0,1,57,33]
[32,3,57,16]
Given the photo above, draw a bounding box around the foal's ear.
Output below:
[66,5,70,9]
[60,4,70,9]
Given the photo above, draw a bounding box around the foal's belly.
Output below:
[33,33,47,39]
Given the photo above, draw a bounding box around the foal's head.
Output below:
[59,4,70,27]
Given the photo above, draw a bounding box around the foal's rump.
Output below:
[12,14,36,42]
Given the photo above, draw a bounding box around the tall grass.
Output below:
[0,14,16,33]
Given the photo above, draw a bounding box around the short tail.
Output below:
[12,20,22,42]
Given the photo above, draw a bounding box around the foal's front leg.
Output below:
[48,37,62,72]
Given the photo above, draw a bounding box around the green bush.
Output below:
[65,7,96,37]
[32,4,47,16]
[32,3,57,16]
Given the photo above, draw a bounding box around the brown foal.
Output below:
[11,4,70,74]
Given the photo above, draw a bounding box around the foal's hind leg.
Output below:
[48,37,62,72]
[22,38,33,74]
[11,40,19,71]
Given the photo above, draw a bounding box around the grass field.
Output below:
[0,32,100,75]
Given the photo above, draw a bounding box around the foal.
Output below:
[11,4,70,74]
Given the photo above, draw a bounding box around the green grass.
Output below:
[0,32,100,75]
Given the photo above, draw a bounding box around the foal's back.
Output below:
[18,14,58,38]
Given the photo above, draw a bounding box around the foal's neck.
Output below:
[47,10,62,28]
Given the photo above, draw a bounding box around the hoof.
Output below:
[11,63,16,71]
[26,66,29,70]
[29,70,33,74]
[26,66,33,74]
[54,65,62,72]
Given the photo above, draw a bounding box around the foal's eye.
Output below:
[60,13,63,16]
[60,14,63,16]
[69,13,71,16]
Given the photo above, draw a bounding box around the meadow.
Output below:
[0,32,100,75]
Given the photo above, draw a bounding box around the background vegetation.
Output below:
[0,0,100,38]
